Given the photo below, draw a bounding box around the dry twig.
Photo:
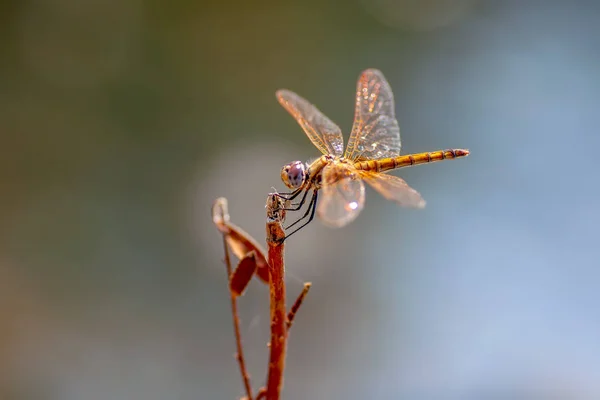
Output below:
[264,194,288,399]
[213,196,311,400]
[213,199,254,399]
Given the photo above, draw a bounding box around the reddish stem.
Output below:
[222,235,254,400]
[265,195,287,400]
[287,283,311,331]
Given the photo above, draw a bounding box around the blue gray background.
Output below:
[1,1,599,399]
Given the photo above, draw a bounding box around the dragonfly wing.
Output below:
[276,89,344,157]
[359,170,426,208]
[344,69,401,161]
[317,163,365,227]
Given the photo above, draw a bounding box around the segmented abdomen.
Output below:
[354,149,469,173]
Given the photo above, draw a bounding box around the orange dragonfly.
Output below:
[276,68,469,239]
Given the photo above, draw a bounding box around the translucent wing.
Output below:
[276,89,344,157]
[344,69,401,162]
[358,170,426,208]
[317,162,365,227]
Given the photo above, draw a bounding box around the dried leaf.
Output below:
[230,251,258,297]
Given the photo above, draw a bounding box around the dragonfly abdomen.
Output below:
[354,149,469,173]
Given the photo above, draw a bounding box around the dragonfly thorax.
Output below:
[280,160,306,189]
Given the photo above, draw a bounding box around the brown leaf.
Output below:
[213,197,270,284]
[224,225,269,284]
[229,251,258,297]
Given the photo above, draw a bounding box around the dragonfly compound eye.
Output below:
[281,161,305,189]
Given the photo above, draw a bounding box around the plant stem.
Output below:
[220,213,253,400]
[265,195,287,400]
[287,283,311,330]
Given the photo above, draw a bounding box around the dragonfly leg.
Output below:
[285,190,317,230]
[274,190,294,196]
[282,188,311,212]
[274,187,303,202]
[279,190,318,242]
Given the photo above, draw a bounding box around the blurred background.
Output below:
[1,0,600,399]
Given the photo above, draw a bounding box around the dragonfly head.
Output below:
[281,161,306,189]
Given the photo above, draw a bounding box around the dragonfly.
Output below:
[275,68,469,239]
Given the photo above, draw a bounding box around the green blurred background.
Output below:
[2,0,600,399]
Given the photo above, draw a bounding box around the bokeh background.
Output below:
[2,0,600,399]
